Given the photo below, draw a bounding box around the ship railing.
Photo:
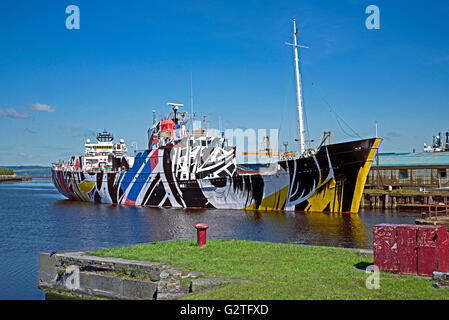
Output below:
[52,162,129,174]
[193,129,206,137]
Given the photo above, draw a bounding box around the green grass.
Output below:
[89,240,448,300]
[108,267,150,281]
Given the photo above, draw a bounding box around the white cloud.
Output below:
[19,152,33,159]
[30,103,56,113]
[0,108,30,119]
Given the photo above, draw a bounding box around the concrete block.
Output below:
[157,280,183,300]
[122,279,157,300]
[38,252,58,288]
[433,271,449,281]
[80,272,123,298]
[38,250,207,299]
[433,272,449,288]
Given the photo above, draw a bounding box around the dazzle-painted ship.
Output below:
[52,19,381,213]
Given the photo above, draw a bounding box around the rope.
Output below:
[311,82,362,139]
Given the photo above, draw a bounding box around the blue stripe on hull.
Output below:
[120,151,148,194]
[126,153,153,202]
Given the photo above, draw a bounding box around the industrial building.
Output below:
[366,152,449,189]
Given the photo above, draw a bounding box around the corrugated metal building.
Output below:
[367,152,449,188]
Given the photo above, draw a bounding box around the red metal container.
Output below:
[397,225,418,275]
[417,226,438,276]
[437,227,449,273]
[373,224,398,272]
[195,224,209,248]
[374,223,449,276]
[417,226,449,276]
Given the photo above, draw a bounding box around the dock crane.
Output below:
[243,136,296,160]
[242,132,334,160]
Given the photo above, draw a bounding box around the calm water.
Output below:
[0,178,420,300]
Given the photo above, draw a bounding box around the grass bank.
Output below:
[89,240,448,300]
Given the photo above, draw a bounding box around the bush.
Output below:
[0,168,14,176]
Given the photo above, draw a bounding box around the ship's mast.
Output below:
[286,18,309,156]
[190,72,194,132]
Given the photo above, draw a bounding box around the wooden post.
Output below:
[385,193,390,209]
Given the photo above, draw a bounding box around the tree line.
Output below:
[0,168,15,176]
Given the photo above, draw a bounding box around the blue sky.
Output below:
[1,0,449,165]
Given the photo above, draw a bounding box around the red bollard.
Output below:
[195,224,209,248]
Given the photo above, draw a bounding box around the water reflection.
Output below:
[304,213,369,248]
[52,199,412,250]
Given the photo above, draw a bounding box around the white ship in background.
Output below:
[59,131,133,172]
[424,131,449,152]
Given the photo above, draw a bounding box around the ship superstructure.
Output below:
[424,131,449,152]
[51,19,381,213]
[53,130,133,174]
[81,130,133,172]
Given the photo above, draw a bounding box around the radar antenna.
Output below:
[167,102,184,125]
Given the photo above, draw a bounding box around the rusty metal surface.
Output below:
[417,226,439,276]
[373,224,449,276]
[373,224,398,272]
[397,225,418,275]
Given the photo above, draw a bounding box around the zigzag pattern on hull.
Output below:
[52,138,380,213]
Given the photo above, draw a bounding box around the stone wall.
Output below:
[38,251,189,300]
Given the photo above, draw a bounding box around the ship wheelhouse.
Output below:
[52,130,133,172]
[144,103,237,181]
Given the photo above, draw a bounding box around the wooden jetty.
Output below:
[413,201,449,228]
[361,190,449,210]
[362,189,449,228]
[416,216,449,228]
[400,201,449,215]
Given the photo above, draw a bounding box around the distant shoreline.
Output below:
[0,176,51,183]
[0,166,52,178]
